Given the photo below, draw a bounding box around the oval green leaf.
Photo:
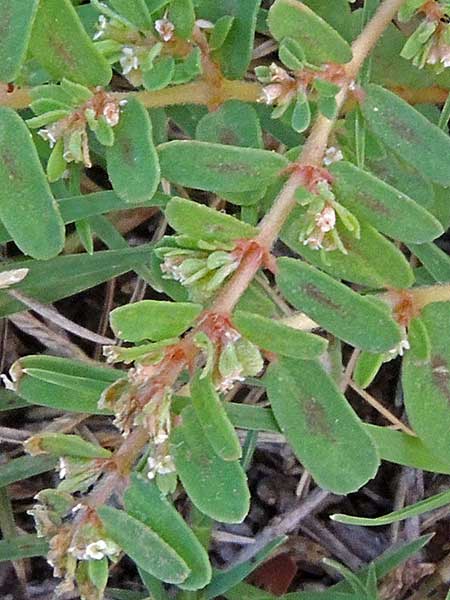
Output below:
[106,99,160,203]
[158,141,289,192]
[361,84,450,186]
[191,372,242,461]
[330,161,443,243]
[196,101,263,149]
[0,0,39,82]
[403,302,450,459]
[124,475,212,590]
[265,357,380,493]
[0,107,64,260]
[98,506,190,584]
[171,406,250,523]
[29,0,111,86]
[282,212,414,288]
[268,0,352,64]
[109,0,152,29]
[233,310,327,359]
[110,299,202,342]
[276,258,402,352]
[165,197,258,244]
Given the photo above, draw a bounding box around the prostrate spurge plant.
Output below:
[2,0,450,598]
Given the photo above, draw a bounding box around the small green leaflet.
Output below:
[265,358,380,494]
[165,197,258,243]
[158,141,289,192]
[169,0,196,39]
[196,101,263,149]
[109,0,152,29]
[330,161,443,243]
[282,213,414,289]
[0,0,39,82]
[361,84,450,186]
[0,455,57,488]
[276,258,402,352]
[232,310,327,359]
[195,0,261,79]
[407,241,450,282]
[124,475,212,590]
[332,488,450,527]
[0,388,29,412]
[0,534,48,562]
[268,0,352,65]
[29,0,111,86]
[110,300,202,342]
[191,372,242,461]
[98,506,190,584]
[353,351,383,389]
[171,406,250,523]
[0,108,64,260]
[106,99,161,203]
[403,302,450,459]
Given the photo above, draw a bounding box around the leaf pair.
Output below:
[99,474,211,589]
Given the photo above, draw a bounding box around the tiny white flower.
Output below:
[58,458,68,480]
[323,146,343,166]
[315,206,336,233]
[103,101,120,127]
[195,19,214,29]
[269,62,291,82]
[157,455,175,475]
[154,432,169,445]
[388,337,410,358]
[38,128,57,148]
[155,17,175,42]
[303,235,323,250]
[85,540,108,560]
[120,46,139,75]
[93,15,108,41]
[260,83,284,105]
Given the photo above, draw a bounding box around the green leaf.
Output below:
[29,0,111,86]
[98,506,190,584]
[232,310,327,359]
[165,197,258,243]
[0,534,48,562]
[0,0,39,82]
[276,258,402,352]
[191,372,242,461]
[124,475,212,590]
[171,406,250,523]
[196,101,263,149]
[265,358,380,494]
[407,241,450,282]
[143,56,175,91]
[330,161,443,243]
[403,302,450,459]
[106,99,160,203]
[110,300,202,342]
[268,0,352,65]
[158,141,288,192]
[225,403,280,433]
[13,355,119,414]
[0,108,64,260]
[332,488,450,527]
[88,557,109,594]
[209,15,235,51]
[109,0,152,29]
[367,425,450,474]
[196,0,261,78]
[361,84,450,186]
[353,352,383,389]
[282,213,414,289]
[27,432,111,459]
[0,246,154,318]
[169,0,195,39]
[204,537,286,599]
[0,455,57,488]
